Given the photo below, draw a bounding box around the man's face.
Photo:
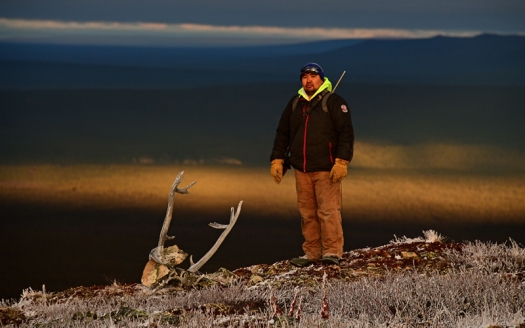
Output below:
[301,73,324,95]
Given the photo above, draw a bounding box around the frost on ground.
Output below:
[1,231,524,327]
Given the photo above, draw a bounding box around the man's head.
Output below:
[300,62,325,96]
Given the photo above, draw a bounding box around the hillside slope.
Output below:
[1,233,524,327]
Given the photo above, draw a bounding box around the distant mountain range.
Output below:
[1,34,524,88]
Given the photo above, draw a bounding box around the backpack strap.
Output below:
[292,90,332,113]
[321,92,332,113]
[291,95,300,113]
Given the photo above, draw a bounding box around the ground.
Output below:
[0,239,474,326]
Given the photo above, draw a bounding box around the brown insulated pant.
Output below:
[295,170,344,260]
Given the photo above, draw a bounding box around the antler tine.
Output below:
[160,171,195,246]
[149,171,196,264]
[174,171,196,194]
[187,200,243,273]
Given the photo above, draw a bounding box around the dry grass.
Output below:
[1,159,525,224]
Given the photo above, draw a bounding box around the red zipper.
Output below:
[303,115,310,172]
[329,142,333,163]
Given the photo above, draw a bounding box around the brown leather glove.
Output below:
[271,159,284,184]
[329,158,349,183]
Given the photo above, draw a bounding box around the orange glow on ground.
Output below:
[1,164,524,224]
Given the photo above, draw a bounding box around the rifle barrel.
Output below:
[332,71,346,92]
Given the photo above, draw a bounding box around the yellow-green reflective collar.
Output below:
[298,78,332,101]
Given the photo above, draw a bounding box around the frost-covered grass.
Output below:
[2,238,524,327]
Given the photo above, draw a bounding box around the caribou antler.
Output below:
[188,200,243,273]
[149,171,195,264]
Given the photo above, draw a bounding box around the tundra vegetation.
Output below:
[0,231,524,327]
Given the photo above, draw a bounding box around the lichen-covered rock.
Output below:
[141,260,170,287]
[141,245,188,287]
[249,274,264,285]
[160,245,188,266]
[401,251,419,259]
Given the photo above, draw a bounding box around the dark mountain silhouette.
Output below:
[1,34,524,88]
[315,34,525,85]
[0,39,363,68]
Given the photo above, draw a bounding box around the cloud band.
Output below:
[0,18,489,46]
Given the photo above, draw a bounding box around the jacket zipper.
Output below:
[303,115,310,172]
[329,142,333,163]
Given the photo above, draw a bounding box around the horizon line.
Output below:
[2,18,521,47]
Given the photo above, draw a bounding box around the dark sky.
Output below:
[2,0,524,30]
[1,0,524,46]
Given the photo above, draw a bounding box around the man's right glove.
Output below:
[271,159,284,184]
[329,158,349,183]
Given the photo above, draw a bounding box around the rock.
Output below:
[250,275,264,284]
[215,267,236,278]
[401,251,419,259]
[161,245,188,266]
[204,268,238,285]
[141,245,188,287]
[141,260,170,287]
[251,265,261,274]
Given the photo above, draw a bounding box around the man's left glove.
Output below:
[329,158,349,183]
[271,159,284,184]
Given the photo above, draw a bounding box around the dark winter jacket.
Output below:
[270,82,354,172]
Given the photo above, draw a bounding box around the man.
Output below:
[270,62,354,267]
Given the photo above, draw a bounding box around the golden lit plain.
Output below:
[1,142,524,225]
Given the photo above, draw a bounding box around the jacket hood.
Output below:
[298,78,332,101]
